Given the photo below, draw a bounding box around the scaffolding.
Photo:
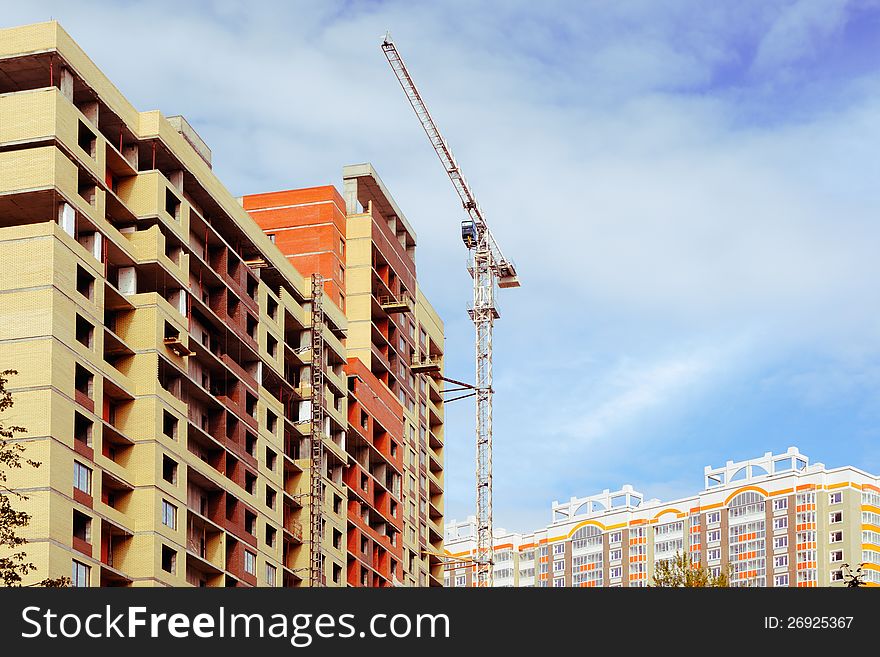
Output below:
[309,274,325,587]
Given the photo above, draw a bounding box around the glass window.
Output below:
[829,492,843,505]
[244,550,256,575]
[162,500,177,530]
[266,564,277,586]
[71,560,90,587]
[73,461,91,494]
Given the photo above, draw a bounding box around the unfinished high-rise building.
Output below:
[0,20,414,587]
[242,165,446,587]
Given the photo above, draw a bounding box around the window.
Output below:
[609,548,622,562]
[76,265,95,300]
[455,575,466,587]
[332,563,341,584]
[830,569,844,582]
[267,233,276,244]
[553,560,565,572]
[772,498,788,511]
[72,510,91,543]
[165,188,181,219]
[266,525,276,548]
[162,500,177,530]
[244,550,256,575]
[266,564,277,586]
[159,545,177,574]
[267,334,278,358]
[245,471,257,495]
[706,529,721,543]
[73,412,93,448]
[830,550,843,563]
[773,517,788,531]
[553,577,565,587]
[265,447,277,472]
[608,531,622,544]
[706,511,721,524]
[73,461,91,495]
[245,510,257,535]
[553,543,565,555]
[266,485,277,510]
[829,492,842,505]
[74,363,94,399]
[71,560,90,587]
[77,120,97,157]
[829,530,843,543]
[246,431,257,455]
[773,536,788,550]
[266,408,278,434]
[162,455,178,484]
[707,547,721,562]
[333,495,342,515]
[829,511,843,524]
[162,411,178,440]
[773,554,788,568]
[267,297,278,320]
[774,574,789,587]
[333,528,342,550]
[75,314,94,348]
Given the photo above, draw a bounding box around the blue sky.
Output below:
[5,0,880,532]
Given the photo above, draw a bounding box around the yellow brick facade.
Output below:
[0,21,348,587]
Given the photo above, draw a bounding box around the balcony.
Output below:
[378,292,414,315]
[411,354,441,375]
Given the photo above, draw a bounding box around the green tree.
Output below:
[842,563,866,588]
[0,369,68,587]
[651,551,729,587]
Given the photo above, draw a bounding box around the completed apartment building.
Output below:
[445,447,880,587]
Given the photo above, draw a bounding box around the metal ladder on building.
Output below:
[309,274,326,587]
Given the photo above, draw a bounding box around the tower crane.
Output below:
[381,35,521,588]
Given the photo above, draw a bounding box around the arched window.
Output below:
[571,525,603,552]
[728,490,765,519]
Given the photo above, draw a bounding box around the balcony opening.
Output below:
[266,525,276,548]
[245,470,257,495]
[161,545,177,574]
[245,392,257,418]
[162,410,179,440]
[78,120,97,158]
[75,314,94,349]
[245,431,257,456]
[73,510,91,543]
[74,411,93,448]
[244,509,257,535]
[162,455,178,484]
[266,447,277,472]
[267,334,278,358]
[74,364,94,399]
[267,297,278,320]
[77,169,96,206]
[246,275,257,300]
[76,265,95,301]
[265,485,276,510]
[246,314,257,340]
[165,188,181,220]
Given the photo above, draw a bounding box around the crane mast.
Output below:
[381,35,520,588]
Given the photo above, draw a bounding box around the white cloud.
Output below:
[3,1,880,531]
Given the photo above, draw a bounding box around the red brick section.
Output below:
[242,186,347,308]
[244,186,408,587]
[344,358,405,586]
